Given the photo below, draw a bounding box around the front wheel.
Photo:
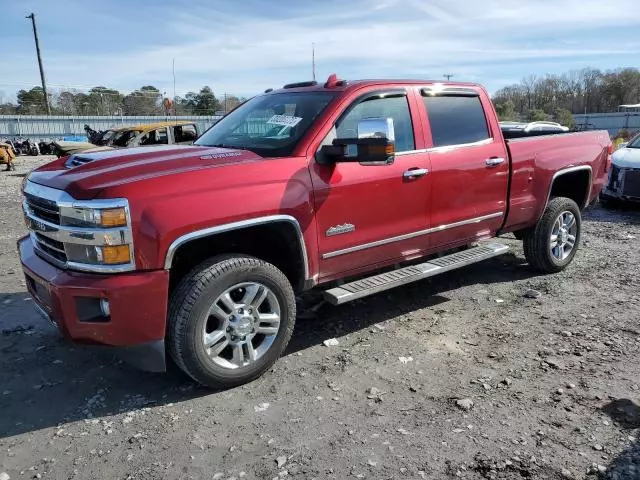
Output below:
[523,197,582,273]
[168,255,296,388]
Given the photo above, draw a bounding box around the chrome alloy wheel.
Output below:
[550,211,578,260]
[203,282,281,370]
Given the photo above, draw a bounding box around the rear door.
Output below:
[419,87,509,249]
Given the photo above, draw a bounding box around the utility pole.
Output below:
[172,58,177,116]
[26,13,51,115]
[443,73,454,81]
[312,43,316,82]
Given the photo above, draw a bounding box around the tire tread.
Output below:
[167,255,295,388]
[523,197,581,273]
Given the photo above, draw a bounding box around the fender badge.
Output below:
[326,223,355,236]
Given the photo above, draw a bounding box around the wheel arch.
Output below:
[164,215,311,292]
[543,165,592,214]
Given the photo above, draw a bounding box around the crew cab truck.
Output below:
[19,75,611,388]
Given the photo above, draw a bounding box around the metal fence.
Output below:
[9,112,637,141]
[0,115,223,140]
[573,112,640,135]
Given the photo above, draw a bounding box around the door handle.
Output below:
[485,157,505,167]
[403,168,429,179]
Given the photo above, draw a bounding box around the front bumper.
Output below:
[18,236,169,372]
[602,166,640,202]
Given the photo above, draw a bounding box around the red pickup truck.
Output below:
[19,76,611,387]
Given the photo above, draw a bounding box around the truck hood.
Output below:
[28,145,263,199]
[612,147,640,169]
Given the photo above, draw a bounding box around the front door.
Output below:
[419,89,509,249]
[309,89,431,281]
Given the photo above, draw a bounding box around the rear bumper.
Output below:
[18,236,169,372]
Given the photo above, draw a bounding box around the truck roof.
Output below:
[265,76,483,95]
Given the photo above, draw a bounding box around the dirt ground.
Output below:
[1,156,639,480]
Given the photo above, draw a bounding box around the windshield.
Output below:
[627,134,640,148]
[195,92,337,157]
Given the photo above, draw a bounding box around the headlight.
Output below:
[22,180,135,273]
[66,244,132,266]
[60,206,128,228]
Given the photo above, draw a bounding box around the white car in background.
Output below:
[499,121,570,138]
[600,133,640,205]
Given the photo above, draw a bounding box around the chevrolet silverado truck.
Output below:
[19,75,612,387]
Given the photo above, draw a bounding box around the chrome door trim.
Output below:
[426,138,493,153]
[395,149,429,156]
[322,211,504,259]
[164,215,310,280]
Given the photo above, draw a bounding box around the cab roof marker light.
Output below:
[324,73,340,88]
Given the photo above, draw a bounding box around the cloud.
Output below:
[2,0,638,97]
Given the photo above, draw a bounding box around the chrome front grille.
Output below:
[24,192,61,225]
[34,232,67,263]
[24,191,69,265]
[22,180,136,273]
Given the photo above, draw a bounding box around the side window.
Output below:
[423,95,490,147]
[140,127,169,145]
[336,95,415,152]
[173,124,198,143]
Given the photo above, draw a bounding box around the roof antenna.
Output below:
[312,43,316,82]
[443,73,454,81]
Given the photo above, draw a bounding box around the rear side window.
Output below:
[423,96,490,147]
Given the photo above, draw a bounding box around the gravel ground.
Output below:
[1,156,639,480]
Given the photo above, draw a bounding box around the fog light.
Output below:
[100,298,110,317]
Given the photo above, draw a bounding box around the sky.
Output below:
[1,0,638,101]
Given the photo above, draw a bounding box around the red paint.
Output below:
[19,237,168,346]
[20,79,610,351]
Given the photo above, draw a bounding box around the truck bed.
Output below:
[503,130,611,232]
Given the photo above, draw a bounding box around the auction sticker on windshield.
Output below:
[267,115,303,128]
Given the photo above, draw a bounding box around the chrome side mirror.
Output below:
[357,118,395,142]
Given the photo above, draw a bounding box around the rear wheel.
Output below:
[523,197,581,273]
[168,255,296,388]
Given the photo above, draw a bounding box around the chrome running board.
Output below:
[323,242,509,305]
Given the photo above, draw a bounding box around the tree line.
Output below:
[0,85,245,116]
[492,67,640,127]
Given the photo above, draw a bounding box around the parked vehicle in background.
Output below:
[19,76,611,388]
[1,141,16,171]
[500,121,570,138]
[600,133,640,206]
[38,141,58,156]
[53,121,200,157]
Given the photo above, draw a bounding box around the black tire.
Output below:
[523,197,582,273]
[167,255,296,388]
